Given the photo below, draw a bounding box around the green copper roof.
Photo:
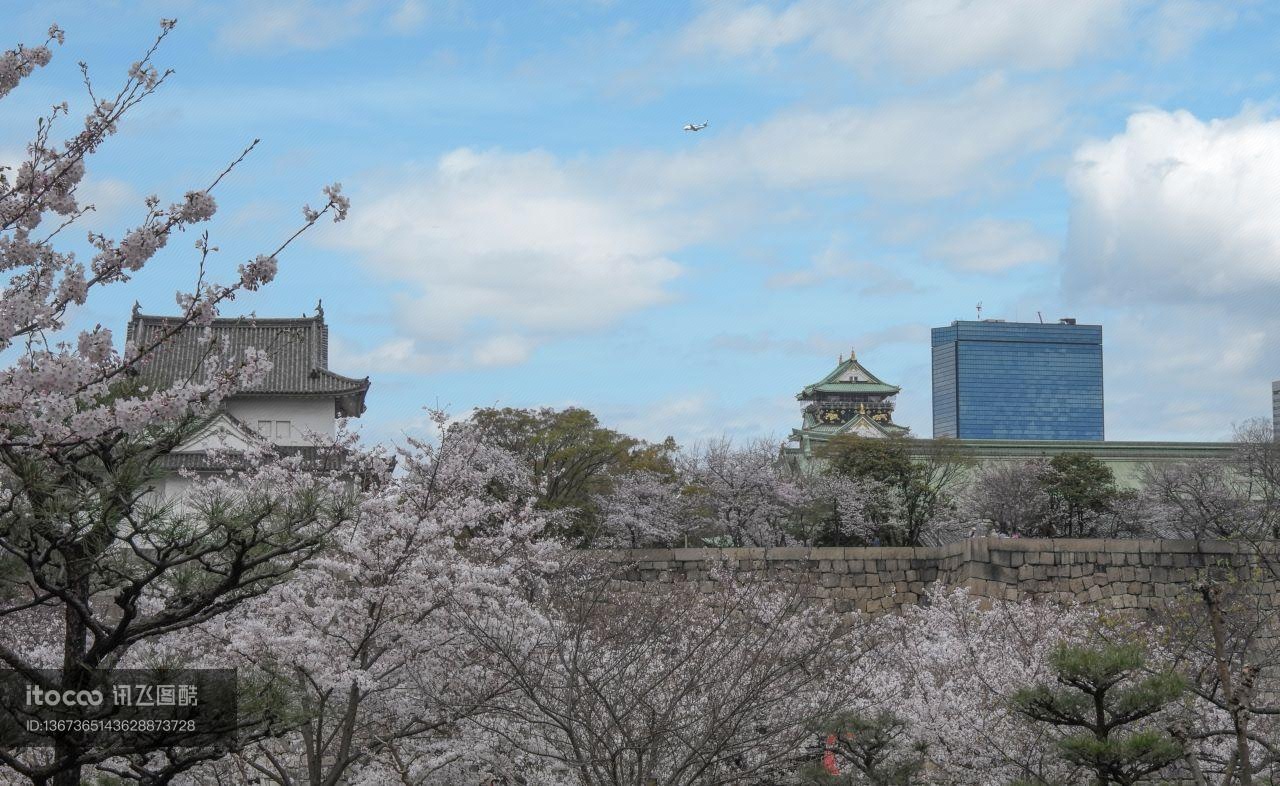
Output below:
[797,354,900,399]
[791,414,910,440]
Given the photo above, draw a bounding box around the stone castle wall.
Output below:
[598,538,1280,615]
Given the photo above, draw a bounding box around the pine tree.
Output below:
[1011,643,1185,786]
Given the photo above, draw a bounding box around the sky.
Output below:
[5,0,1280,448]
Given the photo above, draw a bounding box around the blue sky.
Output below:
[6,1,1280,447]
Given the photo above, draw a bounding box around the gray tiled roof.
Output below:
[126,307,370,417]
[156,445,342,471]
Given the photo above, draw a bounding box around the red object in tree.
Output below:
[822,733,840,775]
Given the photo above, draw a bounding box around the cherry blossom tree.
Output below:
[790,467,886,546]
[189,415,561,785]
[465,568,871,786]
[0,20,354,785]
[1158,578,1280,784]
[962,459,1052,536]
[821,436,971,546]
[1138,460,1255,540]
[832,588,1280,786]
[1229,419,1280,543]
[679,438,803,547]
[591,470,688,548]
[856,588,1110,785]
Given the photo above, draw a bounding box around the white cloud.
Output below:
[1062,107,1280,305]
[930,218,1055,272]
[327,148,688,369]
[649,75,1061,200]
[1101,308,1274,440]
[1143,0,1237,60]
[76,177,144,232]
[216,0,428,52]
[1061,106,1280,441]
[767,239,920,294]
[680,0,1131,77]
[329,331,534,375]
[472,334,535,367]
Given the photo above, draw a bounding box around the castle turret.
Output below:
[789,350,909,456]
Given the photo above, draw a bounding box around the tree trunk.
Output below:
[52,544,92,786]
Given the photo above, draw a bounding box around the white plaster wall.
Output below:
[226,396,335,445]
[150,474,195,505]
[181,416,255,453]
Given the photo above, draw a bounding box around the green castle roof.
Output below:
[797,354,900,399]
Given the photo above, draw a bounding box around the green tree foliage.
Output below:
[1040,453,1119,538]
[966,455,1143,539]
[823,436,916,485]
[468,406,675,543]
[1011,644,1185,786]
[820,436,969,546]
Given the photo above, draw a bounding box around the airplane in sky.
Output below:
[682,122,708,132]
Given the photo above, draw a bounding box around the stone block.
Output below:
[1105,539,1142,553]
[764,547,811,561]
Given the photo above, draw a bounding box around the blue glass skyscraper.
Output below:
[931,320,1104,440]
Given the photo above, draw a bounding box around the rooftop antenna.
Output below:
[1037,311,1044,324]
[975,301,983,320]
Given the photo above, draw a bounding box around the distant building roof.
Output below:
[126,304,370,417]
